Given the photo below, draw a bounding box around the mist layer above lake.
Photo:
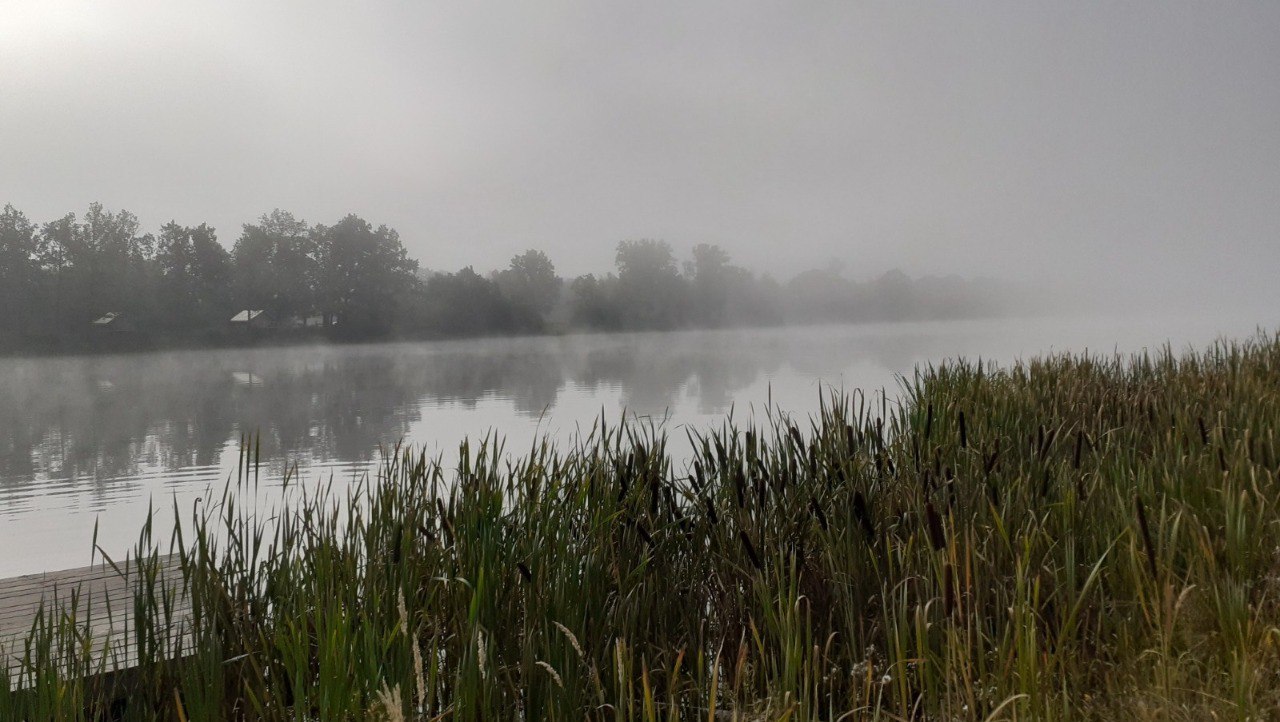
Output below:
[0,311,1275,576]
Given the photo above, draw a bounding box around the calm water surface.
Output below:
[1,313,1275,576]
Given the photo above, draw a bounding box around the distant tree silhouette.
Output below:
[38,203,155,328]
[494,249,561,331]
[0,201,1018,354]
[568,273,619,330]
[156,222,231,330]
[686,243,735,327]
[0,205,43,343]
[232,210,318,324]
[614,239,687,329]
[422,267,515,336]
[315,214,418,334]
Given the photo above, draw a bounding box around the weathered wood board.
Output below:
[0,555,191,684]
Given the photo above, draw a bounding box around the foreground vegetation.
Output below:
[5,333,1280,720]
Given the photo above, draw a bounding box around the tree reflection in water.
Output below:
[0,321,1029,499]
[2,315,1268,574]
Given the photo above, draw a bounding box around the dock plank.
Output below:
[0,556,191,684]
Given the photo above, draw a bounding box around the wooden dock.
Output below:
[0,555,191,683]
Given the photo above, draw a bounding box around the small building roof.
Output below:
[230,310,265,323]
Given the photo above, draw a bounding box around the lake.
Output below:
[1,311,1275,576]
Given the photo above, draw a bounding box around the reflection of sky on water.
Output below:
[0,312,1275,576]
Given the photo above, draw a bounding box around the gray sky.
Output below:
[2,1,1278,310]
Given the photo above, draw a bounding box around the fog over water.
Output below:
[3,2,1279,311]
[1,312,1277,576]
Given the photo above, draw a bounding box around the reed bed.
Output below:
[4,332,1280,720]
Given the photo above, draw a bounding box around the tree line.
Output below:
[0,203,1015,353]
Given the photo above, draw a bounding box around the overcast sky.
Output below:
[2,1,1278,310]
